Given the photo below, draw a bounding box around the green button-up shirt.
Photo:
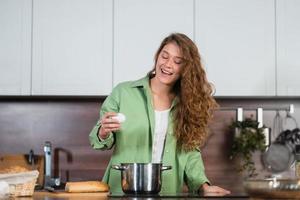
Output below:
[89,76,209,194]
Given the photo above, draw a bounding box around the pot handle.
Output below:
[161,166,172,171]
[111,165,126,170]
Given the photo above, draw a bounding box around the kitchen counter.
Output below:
[32,191,108,199]
[8,185,296,200]
[11,191,293,200]
[12,191,253,200]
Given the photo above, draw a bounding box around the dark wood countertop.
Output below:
[32,191,108,199]
[17,191,252,200]
[17,191,293,200]
[20,189,298,200]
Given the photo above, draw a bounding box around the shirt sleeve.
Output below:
[184,149,210,193]
[89,85,120,150]
[89,120,115,150]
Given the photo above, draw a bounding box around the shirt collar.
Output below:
[130,75,178,109]
[130,76,150,88]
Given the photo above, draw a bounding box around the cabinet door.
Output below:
[276,0,300,96]
[32,0,113,95]
[113,0,194,86]
[0,0,31,95]
[195,0,276,96]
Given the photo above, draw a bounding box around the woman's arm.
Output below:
[89,121,115,150]
[184,150,230,195]
[89,86,121,150]
[184,150,210,192]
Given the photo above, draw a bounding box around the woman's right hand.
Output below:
[98,112,121,140]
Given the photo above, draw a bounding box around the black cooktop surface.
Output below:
[108,192,249,199]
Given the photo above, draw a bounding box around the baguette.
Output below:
[65,181,109,193]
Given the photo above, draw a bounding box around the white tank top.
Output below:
[151,109,170,163]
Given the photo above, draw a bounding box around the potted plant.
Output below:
[229,117,267,177]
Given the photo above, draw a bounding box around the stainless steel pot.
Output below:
[111,163,172,194]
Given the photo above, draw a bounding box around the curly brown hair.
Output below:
[149,33,218,151]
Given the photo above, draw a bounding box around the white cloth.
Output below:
[151,109,170,163]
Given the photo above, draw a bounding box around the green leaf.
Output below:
[229,117,267,177]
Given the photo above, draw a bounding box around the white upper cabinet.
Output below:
[276,0,300,96]
[0,0,31,95]
[195,0,276,96]
[113,0,194,86]
[32,0,113,95]
[2,0,300,96]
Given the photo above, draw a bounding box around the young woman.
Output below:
[89,33,230,195]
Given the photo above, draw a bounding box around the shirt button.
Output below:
[166,150,169,153]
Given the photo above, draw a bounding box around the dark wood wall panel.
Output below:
[0,98,299,193]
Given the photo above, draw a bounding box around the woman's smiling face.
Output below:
[154,42,183,86]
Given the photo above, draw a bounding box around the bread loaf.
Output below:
[65,181,109,193]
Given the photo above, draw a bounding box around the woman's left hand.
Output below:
[200,183,231,196]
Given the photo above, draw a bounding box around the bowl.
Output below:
[244,178,300,199]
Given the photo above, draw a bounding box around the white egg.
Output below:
[112,113,126,123]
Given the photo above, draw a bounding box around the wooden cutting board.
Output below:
[0,154,44,186]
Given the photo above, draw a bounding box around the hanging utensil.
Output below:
[263,110,300,174]
[262,142,295,173]
[282,110,298,131]
[272,110,283,141]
